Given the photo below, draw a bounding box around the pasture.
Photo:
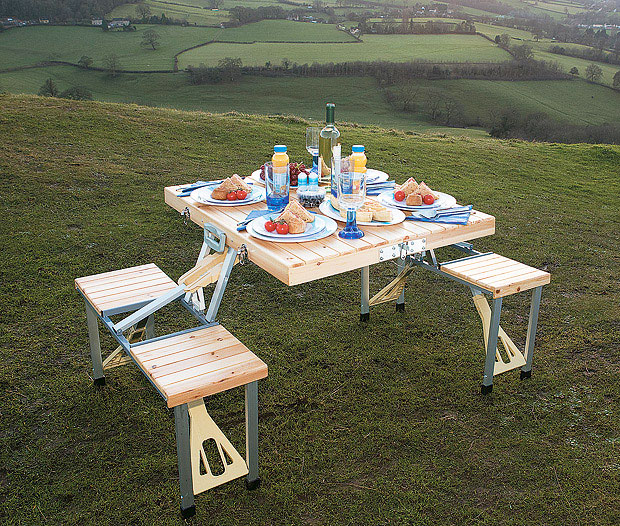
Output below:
[391,78,620,126]
[0,24,217,71]
[532,48,620,87]
[177,34,511,68]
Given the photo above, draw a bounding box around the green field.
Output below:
[0,21,356,73]
[109,0,292,25]
[0,66,486,136]
[392,78,620,126]
[0,94,619,525]
[178,34,511,68]
[532,48,620,87]
[213,20,357,42]
[0,24,217,71]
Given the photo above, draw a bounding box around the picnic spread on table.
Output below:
[75,103,550,519]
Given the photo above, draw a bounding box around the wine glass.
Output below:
[336,156,366,240]
[306,127,319,174]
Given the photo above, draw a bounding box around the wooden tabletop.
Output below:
[165,186,495,286]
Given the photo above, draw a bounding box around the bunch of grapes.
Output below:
[259,162,309,187]
[288,162,308,187]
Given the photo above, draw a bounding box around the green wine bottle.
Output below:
[318,103,340,184]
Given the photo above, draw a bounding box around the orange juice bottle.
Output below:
[269,145,290,209]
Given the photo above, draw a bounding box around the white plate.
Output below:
[190,186,265,206]
[366,169,389,184]
[319,200,405,226]
[249,169,298,188]
[252,214,326,238]
[247,215,338,243]
[377,190,456,210]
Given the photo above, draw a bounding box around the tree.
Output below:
[60,86,93,100]
[512,44,533,61]
[141,29,161,50]
[499,33,511,48]
[136,3,151,19]
[38,78,58,97]
[398,84,420,112]
[217,57,243,82]
[77,55,93,69]
[209,0,223,8]
[585,63,603,83]
[613,70,620,89]
[569,66,579,75]
[102,54,121,77]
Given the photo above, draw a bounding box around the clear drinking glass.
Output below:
[264,161,290,211]
[306,127,320,174]
[336,157,366,239]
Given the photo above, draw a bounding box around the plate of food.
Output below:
[190,175,265,205]
[377,178,456,210]
[247,200,337,242]
[319,198,405,226]
[249,162,309,188]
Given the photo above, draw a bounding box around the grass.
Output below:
[0,94,619,525]
[0,66,487,136]
[0,24,218,71]
[391,78,620,126]
[213,20,357,42]
[177,34,512,68]
[532,48,620,87]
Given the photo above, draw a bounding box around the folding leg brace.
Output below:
[174,381,260,518]
[360,257,414,321]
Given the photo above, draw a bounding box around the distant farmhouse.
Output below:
[91,19,103,26]
[107,18,130,29]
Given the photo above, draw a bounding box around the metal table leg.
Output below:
[174,404,196,519]
[396,257,406,312]
[360,266,370,322]
[245,381,261,490]
[482,297,502,395]
[521,286,542,380]
[85,299,105,387]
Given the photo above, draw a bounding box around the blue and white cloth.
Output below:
[406,205,473,225]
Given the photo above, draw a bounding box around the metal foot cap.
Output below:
[180,504,196,519]
[245,477,261,491]
[395,303,405,312]
[520,370,532,380]
[481,384,493,395]
[360,312,369,322]
[93,377,106,387]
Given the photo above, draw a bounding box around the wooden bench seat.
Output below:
[131,325,268,408]
[75,263,178,316]
[441,254,550,298]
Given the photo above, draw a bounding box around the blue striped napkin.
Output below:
[406,205,472,225]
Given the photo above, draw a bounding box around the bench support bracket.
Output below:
[187,399,249,494]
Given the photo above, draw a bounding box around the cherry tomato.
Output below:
[236,190,248,200]
[423,194,435,205]
[394,190,405,202]
[264,220,276,232]
[227,192,237,201]
[276,223,289,235]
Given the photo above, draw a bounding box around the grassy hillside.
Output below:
[0,67,487,135]
[0,94,618,525]
[392,78,620,126]
[178,34,511,68]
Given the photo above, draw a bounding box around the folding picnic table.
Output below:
[164,184,547,395]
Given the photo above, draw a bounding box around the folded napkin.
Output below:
[367,181,395,196]
[406,205,473,225]
[237,209,280,231]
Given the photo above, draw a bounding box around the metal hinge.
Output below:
[379,238,426,262]
[181,207,190,226]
